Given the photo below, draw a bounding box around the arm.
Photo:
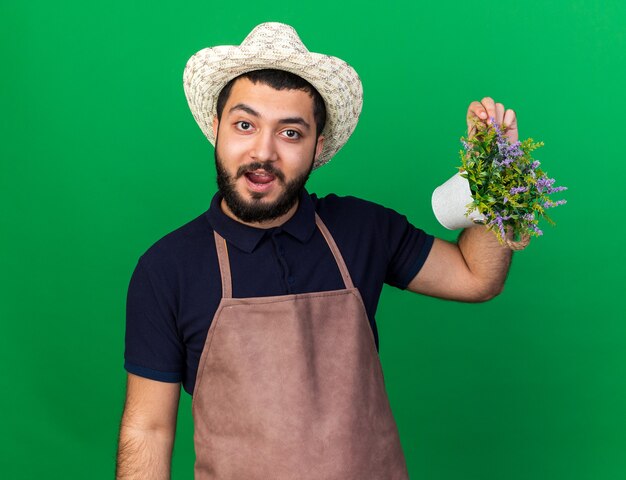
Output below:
[407,97,517,302]
[407,226,512,302]
[116,373,181,480]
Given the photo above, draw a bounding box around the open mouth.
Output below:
[244,170,277,192]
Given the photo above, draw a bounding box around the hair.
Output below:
[215,69,327,138]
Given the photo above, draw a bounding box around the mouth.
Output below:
[243,170,277,193]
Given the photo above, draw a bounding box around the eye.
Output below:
[235,121,253,131]
[282,129,301,140]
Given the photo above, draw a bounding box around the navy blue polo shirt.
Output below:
[124,189,434,395]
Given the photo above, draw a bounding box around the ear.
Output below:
[314,135,325,162]
[212,117,219,138]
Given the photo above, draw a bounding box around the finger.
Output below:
[466,101,486,139]
[495,103,505,126]
[467,100,487,121]
[503,108,517,130]
[503,109,518,143]
[481,96,497,124]
[467,123,477,140]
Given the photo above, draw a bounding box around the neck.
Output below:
[220,198,300,229]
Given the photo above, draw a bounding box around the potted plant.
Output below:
[432,117,566,250]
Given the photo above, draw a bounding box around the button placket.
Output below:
[271,230,293,294]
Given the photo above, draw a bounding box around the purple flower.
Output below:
[498,141,524,160]
[491,117,503,137]
[488,119,524,170]
[543,199,567,209]
[488,210,509,239]
[531,160,541,169]
[536,176,556,193]
[547,185,568,194]
[510,186,528,195]
[508,141,524,158]
[530,223,543,236]
[522,213,543,235]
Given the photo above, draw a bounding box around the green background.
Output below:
[1,0,624,478]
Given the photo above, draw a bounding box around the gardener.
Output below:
[116,22,519,480]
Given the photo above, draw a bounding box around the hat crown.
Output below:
[240,22,309,54]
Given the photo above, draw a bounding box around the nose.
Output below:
[249,131,278,163]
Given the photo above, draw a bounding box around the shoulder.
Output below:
[309,191,432,265]
[310,192,410,229]
[137,210,213,274]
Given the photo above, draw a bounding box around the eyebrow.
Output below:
[229,103,259,117]
[228,103,311,131]
[278,117,311,131]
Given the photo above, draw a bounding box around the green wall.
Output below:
[1,0,624,478]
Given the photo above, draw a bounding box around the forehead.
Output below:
[222,78,316,120]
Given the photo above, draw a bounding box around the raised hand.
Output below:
[466,96,518,144]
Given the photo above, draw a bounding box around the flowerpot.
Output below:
[431,172,486,230]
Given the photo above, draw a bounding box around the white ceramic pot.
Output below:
[431,171,486,230]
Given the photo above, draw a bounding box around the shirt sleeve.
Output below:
[124,256,184,383]
[381,207,435,290]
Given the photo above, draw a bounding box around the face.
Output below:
[213,78,324,225]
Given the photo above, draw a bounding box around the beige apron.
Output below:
[193,213,409,479]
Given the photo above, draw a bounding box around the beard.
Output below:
[215,146,314,224]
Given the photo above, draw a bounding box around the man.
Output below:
[116,22,517,479]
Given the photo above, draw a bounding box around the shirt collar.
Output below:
[205,189,317,253]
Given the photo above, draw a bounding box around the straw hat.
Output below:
[182,22,363,169]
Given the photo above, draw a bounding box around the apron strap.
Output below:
[213,230,233,299]
[314,213,355,290]
[212,213,355,299]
